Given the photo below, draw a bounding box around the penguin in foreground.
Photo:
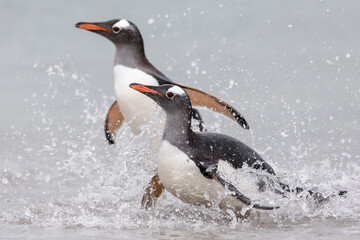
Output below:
[75,19,250,207]
[130,83,347,217]
[130,83,282,216]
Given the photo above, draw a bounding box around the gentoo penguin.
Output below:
[130,83,281,215]
[130,83,347,215]
[75,19,249,141]
[75,19,250,206]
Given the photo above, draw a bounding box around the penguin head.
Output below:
[75,19,143,47]
[129,83,192,114]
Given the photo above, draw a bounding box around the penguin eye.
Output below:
[112,27,120,33]
[166,91,174,99]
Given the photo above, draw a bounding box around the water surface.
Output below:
[1,0,360,239]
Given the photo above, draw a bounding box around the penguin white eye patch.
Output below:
[112,19,131,32]
[168,86,187,96]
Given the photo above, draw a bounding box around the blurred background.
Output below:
[0,0,359,239]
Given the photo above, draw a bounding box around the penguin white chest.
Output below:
[113,65,161,134]
[157,141,224,206]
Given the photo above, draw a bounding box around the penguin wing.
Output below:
[104,101,124,144]
[210,170,279,210]
[179,85,250,130]
[198,132,276,175]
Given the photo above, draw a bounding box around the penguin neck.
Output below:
[114,43,149,69]
[163,107,195,147]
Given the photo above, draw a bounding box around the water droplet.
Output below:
[147,18,154,24]
[2,178,9,184]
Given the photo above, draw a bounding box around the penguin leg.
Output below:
[141,174,164,208]
[210,171,280,210]
[104,101,124,144]
[181,85,250,130]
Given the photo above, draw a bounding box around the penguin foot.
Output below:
[141,174,164,209]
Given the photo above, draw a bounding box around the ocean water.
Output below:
[1,0,360,239]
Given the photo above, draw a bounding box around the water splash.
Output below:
[0,62,359,232]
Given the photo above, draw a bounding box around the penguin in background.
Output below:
[75,19,250,206]
[130,83,347,217]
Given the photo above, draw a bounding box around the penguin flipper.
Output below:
[191,108,205,132]
[181,86,250,130]
[210,171,280,210]
[104,101,124,144]
[141,174,164,208]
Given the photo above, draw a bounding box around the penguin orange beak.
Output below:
[129,84,164,97]
[75,23,110,33]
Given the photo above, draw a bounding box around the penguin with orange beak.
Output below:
[75,19,250,207]
[130,83,279,215]
[130,83,347,216]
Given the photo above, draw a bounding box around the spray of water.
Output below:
[0,62,359,232]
